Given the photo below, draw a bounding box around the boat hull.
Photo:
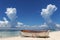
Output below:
[21,30,49,37]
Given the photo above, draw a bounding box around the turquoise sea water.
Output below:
[0,31,20,38]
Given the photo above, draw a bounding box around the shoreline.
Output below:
[0,31,60,40]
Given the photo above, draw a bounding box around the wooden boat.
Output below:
[20,30,49,38]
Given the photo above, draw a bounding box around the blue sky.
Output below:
[0,0,60,26]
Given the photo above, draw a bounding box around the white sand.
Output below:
[0,31,60,40]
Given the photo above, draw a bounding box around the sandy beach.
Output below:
[0,31,60,40]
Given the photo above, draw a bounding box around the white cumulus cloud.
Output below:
[41,4,57,23]
[5,8,17,20]
[41,4,58,31]
[41,4,57,18]
[56,24,60,27]
[0,17,11,28]
[16,22,24,27]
